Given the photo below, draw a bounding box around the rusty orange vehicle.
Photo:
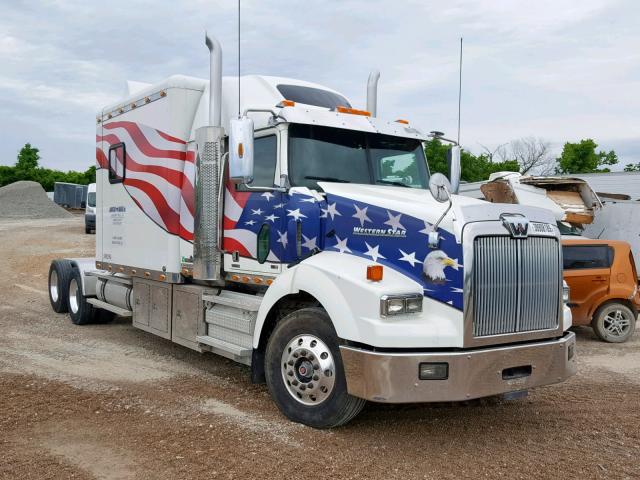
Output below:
[562,238,640,342]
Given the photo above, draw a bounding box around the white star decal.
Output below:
[251,208,264,216]
[301,234,317,250]
[352,204,372,227]
[419,221,434,235]
[287,208,307,221]
[261,192,274,201]
[273,202,285,208]
[450,287,464,293]
[244,220,256,226]
[265,213,279,222]
[364,242,386,263]
[321,202,341,220]
[333,235,351,254]
[300,197,317,203]
[277,230,288,248]
[384,211,406,231]
[398,249,420,267]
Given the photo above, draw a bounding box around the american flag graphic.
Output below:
[96,121,464,309]
[96,121,196,241]
[323,193,465,310]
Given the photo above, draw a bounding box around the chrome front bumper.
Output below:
[340,332,576,403]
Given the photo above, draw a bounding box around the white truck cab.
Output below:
[85,183,96,234]
[48,34,576,428]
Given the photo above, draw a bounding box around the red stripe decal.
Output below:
[124,178,181,234]
[223,237,252,257]
[102,122,187,160]
[96,148,108,168]
[157,129,187,144]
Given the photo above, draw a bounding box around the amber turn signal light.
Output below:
[336,105,371,117]
[367,265,383,282]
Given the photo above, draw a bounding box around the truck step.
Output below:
[86,298,132,317]
[196,335,252,358]
[202,290,262,312]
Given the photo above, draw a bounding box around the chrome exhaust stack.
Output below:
[193,32,225,283]
[367,70,380,117]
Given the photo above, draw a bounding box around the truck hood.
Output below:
[316,182,557,238]
[290,182,558,312]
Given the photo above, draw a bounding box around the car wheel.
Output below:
[592,302,636,343]
[67,268,95,325]
[265,307,366,428]
[48,260,73,313]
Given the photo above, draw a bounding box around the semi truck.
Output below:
[47,34,576,428]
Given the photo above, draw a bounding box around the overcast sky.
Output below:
[1,0,639,172]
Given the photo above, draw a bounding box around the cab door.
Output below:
[562,244,613,325]
[223,128,285,276]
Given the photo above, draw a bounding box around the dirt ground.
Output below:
[1,217,639,480]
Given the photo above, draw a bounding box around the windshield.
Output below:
[87,192,96,207]
[288,124,429,190]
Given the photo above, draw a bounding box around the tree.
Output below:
[556,139,618,174]
[624,162,640,172]
[15,143,40,178]
[505,137,554,175]
[425,138,519,183]
[0,143,95,190]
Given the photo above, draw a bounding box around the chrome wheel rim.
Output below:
[50,270,59,302]
[603,309,632,337]
[68,278,79,314]
[281,334,336,406]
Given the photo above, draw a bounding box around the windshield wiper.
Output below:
[376,179,410,188]
[305,175,350,183]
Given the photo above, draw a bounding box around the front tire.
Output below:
[265,307,366,428]
[592,302,636,343]
[48,260,73,313]
[67,268,95,325]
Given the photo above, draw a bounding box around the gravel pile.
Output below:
[0,181,72,219]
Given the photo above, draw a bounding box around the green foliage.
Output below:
[1,143,95,191]
[624,162,640,172]
[16,143,40,175]
[424,138,519,182]
[556,139,618,174]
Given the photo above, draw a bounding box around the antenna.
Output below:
[237,0,241,118]
[457,37,463,145]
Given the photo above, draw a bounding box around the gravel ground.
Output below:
[0,181,72,219]
[1,217,639,480]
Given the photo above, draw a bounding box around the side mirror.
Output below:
[229,116,254,184]
[447,145,461,194]
[429,173,452,203]
[428,172,453,249]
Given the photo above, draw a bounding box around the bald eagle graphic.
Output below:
[423,250,457,284]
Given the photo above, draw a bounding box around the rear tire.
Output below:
[592,302,636,343]
[48,260,73,313]
[67,268,95,325]
[265,307,366,428]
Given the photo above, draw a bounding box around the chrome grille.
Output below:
[472,236,560,337]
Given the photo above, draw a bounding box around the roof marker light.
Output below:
[277,100,295,108]
[336,105,371,117]
[395,119,409,124]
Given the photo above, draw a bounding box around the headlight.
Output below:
[380,294,423,317]
[562,281,570,303]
